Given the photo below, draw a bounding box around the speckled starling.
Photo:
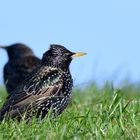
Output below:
[0,44,86,120]
[0,43,41,94]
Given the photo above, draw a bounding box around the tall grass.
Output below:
[0,82,140,140]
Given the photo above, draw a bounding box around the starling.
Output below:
[0,43,41,94]
[0,44,86,120]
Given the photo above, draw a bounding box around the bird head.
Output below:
[0,43,34,59]
[42,44,86,71]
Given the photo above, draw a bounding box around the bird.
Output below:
[0,43,41,94]
[0,44,86,121]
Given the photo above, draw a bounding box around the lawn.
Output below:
[0,82,140,140]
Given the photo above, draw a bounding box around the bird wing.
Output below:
[4,56,41,80]
[3,56,41,93]
[0,67,64,118]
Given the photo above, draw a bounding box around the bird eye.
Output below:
[65,53,70,56]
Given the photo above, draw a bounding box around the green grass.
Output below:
[0,82,140,140]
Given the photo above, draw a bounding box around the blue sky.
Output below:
[0,0,140,86]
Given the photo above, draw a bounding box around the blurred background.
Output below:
[0,0,140,87]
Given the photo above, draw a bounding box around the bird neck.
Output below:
[41,62,70,73]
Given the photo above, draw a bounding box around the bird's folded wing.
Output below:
[0,68,63,116]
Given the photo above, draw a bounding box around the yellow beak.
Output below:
[71,52,87,58]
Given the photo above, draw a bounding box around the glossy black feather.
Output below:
[0,44,74,120]
[1,43,41,94]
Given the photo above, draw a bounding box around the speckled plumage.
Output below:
[1,43,41,94]
[0,44,78,121]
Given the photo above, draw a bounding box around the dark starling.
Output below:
[0,44,86,120]
[0,43,41,94]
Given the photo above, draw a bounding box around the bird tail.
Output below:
[0,109,5,121]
